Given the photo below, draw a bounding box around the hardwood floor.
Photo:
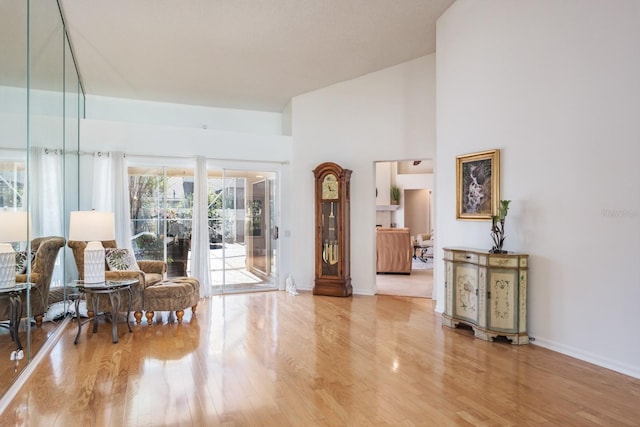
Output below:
[1,291,639,426]
[376,268,433,298]
[0,317,60,398]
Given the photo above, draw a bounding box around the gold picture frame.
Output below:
[456,149,500,220]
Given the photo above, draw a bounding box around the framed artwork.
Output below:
[456,149,500,220]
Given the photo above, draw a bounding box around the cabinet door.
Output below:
[444,260,453,316]
[487,269,518,332]
[453,262,479,323]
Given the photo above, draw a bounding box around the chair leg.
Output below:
[176,310,184,324]
[134,311,143,324]
[145,311,154,325]
[34,315,43,327]
[191,303,198,314]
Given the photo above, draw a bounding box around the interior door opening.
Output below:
[374,159,434,298]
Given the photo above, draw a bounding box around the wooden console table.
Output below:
[442,247,529,345]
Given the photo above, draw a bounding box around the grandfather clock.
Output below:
[313,162,352,297]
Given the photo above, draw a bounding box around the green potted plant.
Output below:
[390,185,401,205]
[490,200,510,253]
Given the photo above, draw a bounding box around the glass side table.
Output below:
[70,279,137,344]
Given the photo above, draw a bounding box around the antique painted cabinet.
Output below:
[443,247,529,344]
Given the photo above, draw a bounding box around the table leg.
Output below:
[74,291,83,344]
[108,290,120,343]
[126,287,132,333]
[92,294,100,333]
[9,293,22,351]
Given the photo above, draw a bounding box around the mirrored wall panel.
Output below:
[0,0,83,401]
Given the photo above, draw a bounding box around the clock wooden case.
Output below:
[313,162,352,297]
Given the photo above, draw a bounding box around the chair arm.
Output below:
[137,260,167,275]
[16,273,42,284]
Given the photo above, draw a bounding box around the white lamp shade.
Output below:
[0,211,31,243]
[68,211,115,242]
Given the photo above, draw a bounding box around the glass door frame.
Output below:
[126,157,282,294]
[210,163,281,294]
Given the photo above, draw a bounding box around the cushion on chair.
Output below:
[105,248,140,271]
[416,233,431,245]
[144,273,164,287]
[15,250,35,273]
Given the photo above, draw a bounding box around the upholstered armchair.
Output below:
[376,227,412,274]
[67,240,166,322]
[0,236,66,327]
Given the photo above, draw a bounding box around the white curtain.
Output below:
[91,152,113,213]
[29,147,64,287]
[92,152,133,250]
[191,156,212,297]
[30,147,63,237]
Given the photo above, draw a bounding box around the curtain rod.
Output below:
[0,147,71,154]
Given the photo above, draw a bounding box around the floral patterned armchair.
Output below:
[0,236,65,327]
[67,240,166,322]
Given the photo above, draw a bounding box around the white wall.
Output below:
[291,54,436,295]
[86,95,284,136]
[436,0,640,378]
[0,86,63,149]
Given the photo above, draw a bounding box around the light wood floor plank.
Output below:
[1,291,639,426]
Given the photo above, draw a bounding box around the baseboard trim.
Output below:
[0,317,71,415]
[532,336,640,380]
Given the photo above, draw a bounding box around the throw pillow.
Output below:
[105,248,140,271]
[15,250,36,274]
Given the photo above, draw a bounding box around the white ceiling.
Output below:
[59,0,455,112]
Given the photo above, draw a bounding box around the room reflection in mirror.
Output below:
[0,0,83,402]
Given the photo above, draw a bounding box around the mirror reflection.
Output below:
[0,0,83,400]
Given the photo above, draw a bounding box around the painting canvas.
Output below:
[456,149,500,220]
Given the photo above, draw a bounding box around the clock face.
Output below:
[322,174,339,199]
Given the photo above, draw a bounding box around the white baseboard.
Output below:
[532,336,640,380]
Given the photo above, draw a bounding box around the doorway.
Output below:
[374,160,433,298]
[206,168,278,294]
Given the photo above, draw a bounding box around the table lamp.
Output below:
[69,210,115,283]
[0,210,30,289]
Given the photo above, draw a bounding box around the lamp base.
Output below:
[0,243,16,289]
[84,241,106,284]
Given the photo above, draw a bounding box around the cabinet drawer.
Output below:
[453,252,478,263]
[488,256,518,268]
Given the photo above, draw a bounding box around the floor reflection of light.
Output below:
[48,343,66,386]
[186,244,274,289]
[392,358,400,373]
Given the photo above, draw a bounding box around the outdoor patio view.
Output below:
[127,166,277,293]
[0,161,25,210]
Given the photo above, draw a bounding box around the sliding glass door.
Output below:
[209,168,278,294]
[128,163,278,293]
